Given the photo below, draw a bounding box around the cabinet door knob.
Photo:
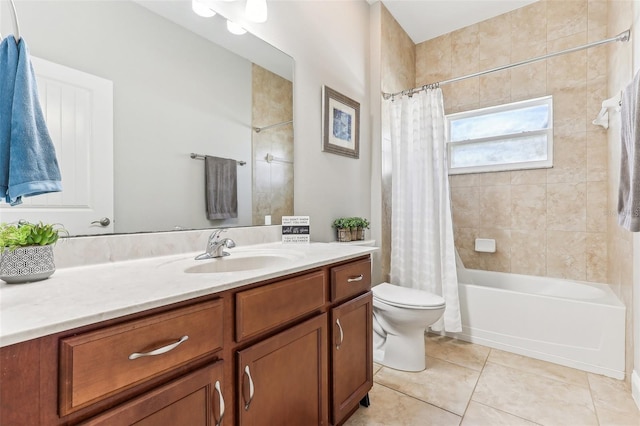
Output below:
[128,335,189,360]
[243,365,255,411]
[347,274,364,282]
[336,319,344,350]
[214,380,225,426]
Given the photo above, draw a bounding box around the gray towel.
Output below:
[205,156,238,220]
[618,71,640,231]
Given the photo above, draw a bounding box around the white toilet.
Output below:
[372,282,446,372]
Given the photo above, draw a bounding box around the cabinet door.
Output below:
[237,314,328,426]
[81,362,226,426]
[331,292,373,425]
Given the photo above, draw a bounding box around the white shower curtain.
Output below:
[387,89,461,332]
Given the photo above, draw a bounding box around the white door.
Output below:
[0,56,114,235]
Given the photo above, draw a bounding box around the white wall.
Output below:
[209,0,373,242]
[0,1,253,233]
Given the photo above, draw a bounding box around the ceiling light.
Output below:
[191,0,216,18]
[245,0,267,23]
[226,20,247,35]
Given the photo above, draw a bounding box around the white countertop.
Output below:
[0,242,377,347]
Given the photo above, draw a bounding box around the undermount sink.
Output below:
[183,249,304,274]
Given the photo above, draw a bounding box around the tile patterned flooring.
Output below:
[345,334,640,426]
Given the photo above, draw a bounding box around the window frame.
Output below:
[446,95,554,175]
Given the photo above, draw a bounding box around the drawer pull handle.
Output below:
[336,319,344,350]
[243,365,255,411]
[214,380,225,426]
[128,335,189,360]
[347,274,364,282]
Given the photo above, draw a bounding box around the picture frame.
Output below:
[322,85,360,159]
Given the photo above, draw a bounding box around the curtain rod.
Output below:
[382,29,631,100]
[190,153,246,166]
[253,120,293,133]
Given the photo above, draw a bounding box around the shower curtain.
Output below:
[387,89,461,332]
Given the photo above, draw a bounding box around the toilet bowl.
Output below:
[372,283,445,372]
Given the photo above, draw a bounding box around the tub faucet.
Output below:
[195,229,236,260]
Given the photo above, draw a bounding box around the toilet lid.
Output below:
[372,283,446,309]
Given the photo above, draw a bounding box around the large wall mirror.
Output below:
[0,0,294,236]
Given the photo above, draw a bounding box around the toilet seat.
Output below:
[373,283,445,309]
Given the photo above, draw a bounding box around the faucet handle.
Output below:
[209,228,226,242]
[225,239,236,249]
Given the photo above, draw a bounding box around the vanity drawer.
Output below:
[331,258,372,303]
[59,299,223,416]
[236,270,327,342]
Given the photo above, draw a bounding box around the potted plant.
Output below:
[0,221,66,284]
[355,217,370,241]
[332,218,352,242]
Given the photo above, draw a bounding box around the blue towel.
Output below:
[2,36,62,205]
[0,36,19,201]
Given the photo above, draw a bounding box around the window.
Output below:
[446,96,553,174]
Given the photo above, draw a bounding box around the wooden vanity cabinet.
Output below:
[328,258,373,425]
[236,314,329,425]
[0,255,373,426]
[80,361,225,426]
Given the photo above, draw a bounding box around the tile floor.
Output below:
[345,334,640,426]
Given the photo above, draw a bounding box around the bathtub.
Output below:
[447,269,626,379]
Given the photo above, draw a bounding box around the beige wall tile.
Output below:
[511,184,547,230]
[479,13,511,66]
[586,181,607,232]
[479,186,512,229]
[586,232,607,282]
[511,1,547,48]
[451,187,481,228]
[547,0,588,42]
[478,228,512,272]
[451,24,480,75]
[510,169,547,185]
[510,230,547,275]
[547,132,587,184]
[587,0,608,32]
[449,173,481,188]
[547,230,587,280]
[416,33,451,86]
[510,60,547,101]
[553,86,588,135]
[547,182,587,231]
[547,33,588,91]
[479,171,511,186]
[479,69,511,106]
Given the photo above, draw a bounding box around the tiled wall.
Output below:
[606,0,634,385]
[380,6,416,282]
[251,64,294,225]
[415,0,610,282]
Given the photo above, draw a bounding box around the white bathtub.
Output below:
[447,269,626,379]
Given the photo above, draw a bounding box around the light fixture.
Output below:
[226,20,247,35]
[245,0,267,23]
[191,0,216,18]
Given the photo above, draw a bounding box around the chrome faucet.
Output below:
[195,229,236,260]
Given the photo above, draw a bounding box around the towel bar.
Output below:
[190,153,246,166]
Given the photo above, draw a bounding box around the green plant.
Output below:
[0,221,66,251]
[332,218,350,229]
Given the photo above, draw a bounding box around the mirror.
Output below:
[0,0,294,236]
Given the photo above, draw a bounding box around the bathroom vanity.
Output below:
[0,242,374,426]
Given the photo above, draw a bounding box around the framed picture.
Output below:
[322,86,360,159]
